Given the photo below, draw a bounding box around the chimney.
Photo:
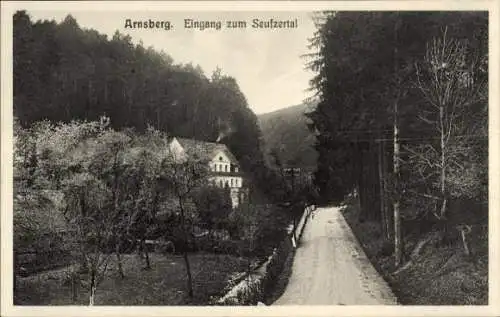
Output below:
[216,131,225,143]
[215,121,233,143]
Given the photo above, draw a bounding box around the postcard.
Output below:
[1,1,499,316]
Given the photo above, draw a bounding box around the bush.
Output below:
[225,204,289,257]
[15,249,72,276]
[13,190,72,275]
[193,186,232,231]
[262,238,293,295]
[212,239,246,256]
[154,238,176,254]
[165,227,196,254]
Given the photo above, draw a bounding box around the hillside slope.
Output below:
[258,103,317,169]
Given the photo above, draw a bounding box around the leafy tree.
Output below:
[62,172,115,305]
[193,186,232,234]
[122,142,164,270]
[161,145,210,298]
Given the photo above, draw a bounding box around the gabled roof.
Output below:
[174,137,239,165]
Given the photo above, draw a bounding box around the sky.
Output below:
[27,10,318,115]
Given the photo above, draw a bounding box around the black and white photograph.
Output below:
[1,1,498,316]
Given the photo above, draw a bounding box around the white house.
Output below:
[167,137,246,208]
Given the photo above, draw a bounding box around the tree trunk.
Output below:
[78,251,89,273]
[70,269,79,302]
[393,105,402,267]
[393,14,403,268]
[139,236,151,269]
[89,273,96,306]
[183,251,194,297]
[439,103,448,219]
[356,144,366,222]
[378,140,389,240]
[115,250,125,279]
[461,230,470,256]
[179,198,194,298]
[382,139,393,241]
[138,238,145,259]
[393,90,402,266]
[144,239,151,270]
[72,279,78,302]
[292,217,297,242]
[369,144,380,221]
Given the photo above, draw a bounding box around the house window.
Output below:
[235,179,238,187]
[219,180,223,187]
[225,165,228,172]
[219,156,223,161]
[235,167,239,172]
[230,179,234,187]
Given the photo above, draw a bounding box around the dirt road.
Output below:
[274,206,397,305]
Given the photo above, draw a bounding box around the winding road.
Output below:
[274,206,397,305]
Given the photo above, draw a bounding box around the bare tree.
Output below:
[412,27,486,220]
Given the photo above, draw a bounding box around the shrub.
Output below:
[262,239,293,295]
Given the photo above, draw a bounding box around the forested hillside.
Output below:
[258,102,317,169]
[13,10,275,199]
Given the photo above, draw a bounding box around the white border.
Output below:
[1,1,499,316]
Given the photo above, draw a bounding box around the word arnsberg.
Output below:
[124,19,172,31]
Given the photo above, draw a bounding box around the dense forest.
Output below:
[13,10,282,202]
[307,11,488,273]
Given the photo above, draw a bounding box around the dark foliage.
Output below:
[307,11,487,221]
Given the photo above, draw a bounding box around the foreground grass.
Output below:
[15,252,251,305]
[342,202,488,305]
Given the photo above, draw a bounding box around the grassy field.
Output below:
[341,201,488,305]
[15,252,252,305]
